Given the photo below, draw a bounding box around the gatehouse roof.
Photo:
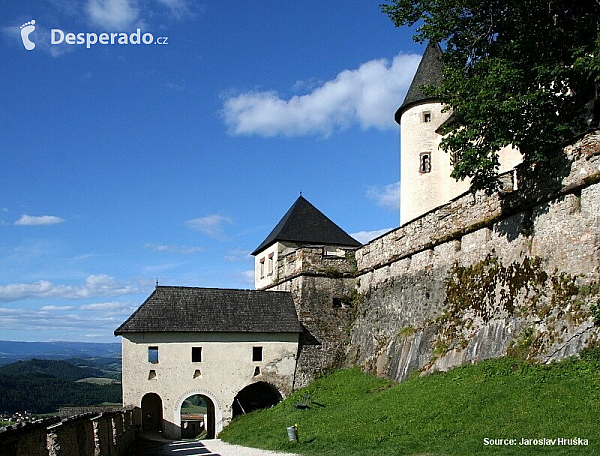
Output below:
[114,286,302,335]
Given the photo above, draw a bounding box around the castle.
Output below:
[115,44,600,439]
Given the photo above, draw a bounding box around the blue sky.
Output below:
[0,0,422,343]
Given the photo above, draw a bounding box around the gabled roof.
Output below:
[395,42,445,123]
[114,286,302,335]
[251,196,361,256]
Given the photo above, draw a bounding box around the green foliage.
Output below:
[221,356,600,455]
[591,300,600,326]
[382,0,600,191]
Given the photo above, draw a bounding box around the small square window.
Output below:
[192,347,202,362]
[148,346,158,364]
[252,346,263,362]
[423,111,432,122]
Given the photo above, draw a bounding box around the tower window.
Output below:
[419,152,432,173]
[259,258,265,278]
[422,111,432,123]
[268,254,274,276]
[253,346,263,362]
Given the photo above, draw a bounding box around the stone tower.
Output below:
[396,42,469,225]
[396,43,521,225]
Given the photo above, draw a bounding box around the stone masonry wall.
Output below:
[347,131,600,381]
[266,247,359,389]
[0,408,140,456]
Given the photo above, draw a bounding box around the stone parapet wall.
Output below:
[0,408,140,456]
[347,131,600,382]
[274,247,357,285]
[356,131,600,276]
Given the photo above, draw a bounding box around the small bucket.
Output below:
[286,425,298,442]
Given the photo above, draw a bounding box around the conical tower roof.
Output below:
[395,42,444,123]
[251,196,361,255]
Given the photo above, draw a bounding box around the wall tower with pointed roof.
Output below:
[396,43,521,224]
[252,195,360,290]
[396,42,469,225]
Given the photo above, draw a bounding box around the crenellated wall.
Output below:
[0,408,140,456]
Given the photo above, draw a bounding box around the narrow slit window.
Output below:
[252,346,263,362]
[148,346,159,364]
[419,152,432,173]
[260,258,265,278]
[268,254,274,276]
[192,347,202,362]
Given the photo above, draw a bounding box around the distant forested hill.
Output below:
[0,359,122,414]
[0,359,104,381]
[0,374,122,414]
[0,340,120,365]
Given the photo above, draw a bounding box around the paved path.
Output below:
[138,437,298,456]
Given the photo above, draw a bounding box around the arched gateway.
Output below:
[115,286,302,439]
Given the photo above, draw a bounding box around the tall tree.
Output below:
[382,0,600,190]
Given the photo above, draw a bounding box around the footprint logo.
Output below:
[20,20,36,51]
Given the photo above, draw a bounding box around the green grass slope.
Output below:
[220,351,600,456]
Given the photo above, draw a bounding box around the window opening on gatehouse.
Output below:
[148,346,158,363]
[192,347,202,362]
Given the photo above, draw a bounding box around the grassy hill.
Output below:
[0,358,104,381]
[220,350,600,455]
[0,359,121,414]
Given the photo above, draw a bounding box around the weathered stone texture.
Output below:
[345,131,600,382]
[0,409,139,456]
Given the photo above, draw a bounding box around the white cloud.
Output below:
[79,301,137,314]
[187,214,233,240]
[156,0,193,19]
[0,275,137,302]
[224,249,252,262]
[15,214,65,226]
[146,243,204,254]
[222,52,421,137]
[40,305,75,311]
[240,270,255,285]
[351,228,394,244]
[366,181,400,211]
[86,0,139,29]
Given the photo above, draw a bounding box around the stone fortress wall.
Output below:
[0,408,140,456]
[268,131,600,386]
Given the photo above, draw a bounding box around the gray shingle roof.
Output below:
[395,42,444,123]
[251,196,361,256]
[114,286,302,335]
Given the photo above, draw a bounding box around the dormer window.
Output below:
[422,111,432,123]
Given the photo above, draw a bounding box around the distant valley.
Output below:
[0,341,122,416]
[0,340,121,365]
